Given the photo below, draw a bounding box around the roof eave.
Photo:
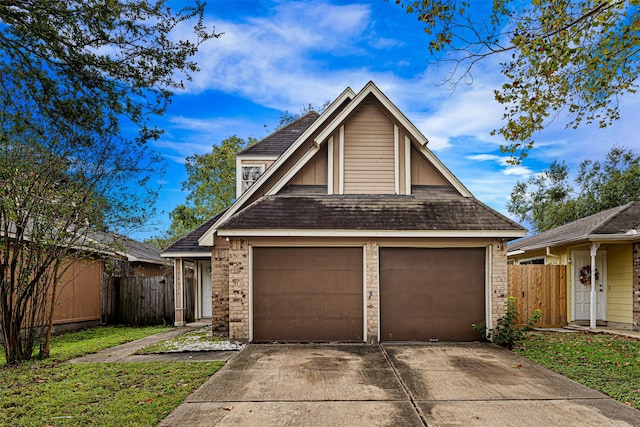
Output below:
[216,229,527,239]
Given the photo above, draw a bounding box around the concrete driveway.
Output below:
[159,343,640,426]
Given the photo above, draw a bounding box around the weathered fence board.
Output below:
[103,276,175,326]
[508,265,567,327]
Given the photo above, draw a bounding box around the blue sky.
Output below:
[129,0,640,241]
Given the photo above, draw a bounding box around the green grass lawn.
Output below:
[515,331,640,409]
[0,326,224,426]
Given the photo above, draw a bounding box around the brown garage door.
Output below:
[380,248,485,342]
[253,247,363,342]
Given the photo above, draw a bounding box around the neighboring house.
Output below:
[507,202,640,331]
[163,81,526,343]
[52,233,168,331]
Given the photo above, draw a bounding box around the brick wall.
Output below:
[228,239,250,340]
[365,241,379,343]
[211,247,229,333]
[491,240,508,328]
[633,242,640,329]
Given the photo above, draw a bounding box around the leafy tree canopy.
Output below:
[0,0,217,363]
[397,0,640,161]
[508,146,640,233]
[147,135,256,249]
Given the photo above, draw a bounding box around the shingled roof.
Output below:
[162,211,226,256]
[217,186,525,234]
[508,201,640,252]
[238,111,320,157]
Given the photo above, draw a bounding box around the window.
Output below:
[519,257,545,265]
[241,165,264,193]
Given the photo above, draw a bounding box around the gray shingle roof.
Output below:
[508,202,640,251]
[162,211,226,255]
[238,111,320,157]
[217,186,525,233]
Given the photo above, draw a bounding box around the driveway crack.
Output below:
[379,344,428,427]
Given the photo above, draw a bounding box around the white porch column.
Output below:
[174,258,186,326]
[590,242,601,329]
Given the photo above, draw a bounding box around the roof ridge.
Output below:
[591,201,638,234]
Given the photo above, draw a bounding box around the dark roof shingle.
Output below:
[162,211,226,255]
[218,186,524,233]
[508,202,640,251]
[239,111,320,157]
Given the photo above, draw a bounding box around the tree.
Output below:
[397,1,639,160]
[0,0,217,363]
[508,146,640,232]
[270,101,331,131]
[152,135,255,247]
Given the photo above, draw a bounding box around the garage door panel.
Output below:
[253,247,363,342]
[380,247,485,342]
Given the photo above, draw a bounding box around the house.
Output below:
[162,81,526,342]
[507,202,640,330]
[52,233,168,331]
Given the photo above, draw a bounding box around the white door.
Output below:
[572,250,606,321]
[201,261,212,318]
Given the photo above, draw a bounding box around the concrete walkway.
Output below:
[68,327,237,363]
[159,343,640,427]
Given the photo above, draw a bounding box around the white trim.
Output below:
[218,229,527,238]
[339,125,345,195]
[235,157,242,200]
[415,144,473,197]
[161,252,211,258]
[236,155,278,161]
[198,87,357,246]
[239,163,265,196]
[376,244,381,344]
[314,81,429,146]
[362,245,367,343]
[404,136,411,195]
[394,125,399,194]
[327,136,334,195]
[267,145,320,196]
[249,245,254,342]
[486,245,492,331]
[195,261,202,319]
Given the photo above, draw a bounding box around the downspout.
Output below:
[589,242,601,329]
[546,247,560,262]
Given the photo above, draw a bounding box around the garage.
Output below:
[380,247,485,342]
[252,247,363,342]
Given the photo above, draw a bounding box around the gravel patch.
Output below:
[137,326,245,354]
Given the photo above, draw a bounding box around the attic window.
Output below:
[241,165,264,193]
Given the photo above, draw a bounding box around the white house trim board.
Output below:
[393,125,399,194]
[314,81,429,147]
[236,155,278,161]
[198,87,356,246]
[161,252,211,258]
[217,229,527,239]
[248,245,254,342]
[235,157,242,200]
[362,245,367,343]
[327,136,334,195]
[267,145,320,196]
[416,144,472,197]
[404,136,411,195]
[338,125,345,194]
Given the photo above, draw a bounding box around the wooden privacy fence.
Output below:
[102,276,175,326]
[508,265,567,327]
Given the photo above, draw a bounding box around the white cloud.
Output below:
[465,153,533,177]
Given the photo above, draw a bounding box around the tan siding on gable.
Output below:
[343,100,395,194]
[289,143,328,186]
[411,145,450,186]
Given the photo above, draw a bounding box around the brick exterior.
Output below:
[228,239,250,341]
[633,242,640,329]
[221,239,510,341]
[491,240,508,327]
[211,247,229,333]
[365,241,379,343]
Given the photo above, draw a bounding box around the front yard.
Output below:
[516,330,640,410]
[0,326,224,426]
